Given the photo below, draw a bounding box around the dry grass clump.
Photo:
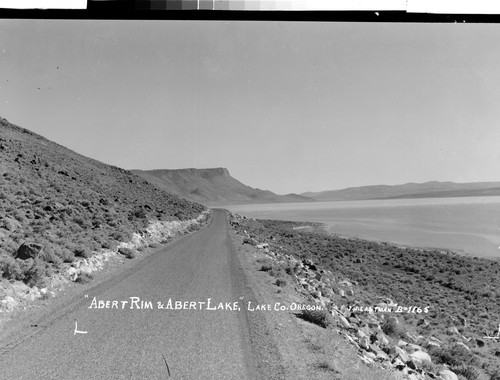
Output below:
[243,237,256,246]
[75,273,93,284]
[257,257,274,272]
[313,360,339,374]
[418,360,445,374]
[489,369,500,380]
[381,318,408,340]
[0,256,51,287]
[260,264,272,272]
[451,364,481,380]
[256,257,290,287]
[427,344,483,380]
[73,246,92,259]
[269,266,287,278]
[285,264,296,275]
[300,308,332,328]
[100,240,118,250]
[275,278,287,287]
[117,247,136,259]
[428,344,480,368]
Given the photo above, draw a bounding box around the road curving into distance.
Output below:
[0,209,260,379]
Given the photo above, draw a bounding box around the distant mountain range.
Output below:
[131,166,500,206]
[302,181,500,201]
[131,168,313,206]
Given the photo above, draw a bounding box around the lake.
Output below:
[225,196,500,259]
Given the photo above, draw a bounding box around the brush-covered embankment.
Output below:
[0,117,208,312]
[228,213,500,380]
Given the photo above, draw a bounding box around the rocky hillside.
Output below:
[0,117,206,288]
[132,167,314,206]
[229,215,500,380]
[303,181,500,202]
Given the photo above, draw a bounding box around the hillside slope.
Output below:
[0,117,205,287]
[303,181,500,201]
[132,167,314,206]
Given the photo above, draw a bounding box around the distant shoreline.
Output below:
[250,216,498,262]
[299,221,495,261]
[226,196,500,260]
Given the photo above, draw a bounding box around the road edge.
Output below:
[222,209,287,380]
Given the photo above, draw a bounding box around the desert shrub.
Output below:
[74,246,92,258]
[39,247,62,266]
[12,209,26,223]
[429,344,480,367]
[260,263,273,272]
[451,364,481,380]
[300,308,332,328]
[15,188,28,197]
[243,237,256,246]
[91,217,105,229]
[51,183,62,193]
[269,266,286,278]
[110,231,129,242]
[2,239,18,255]
[275,278,287,287]
[257,257,274,272]
[86,241,100,252]
[32,221,49,234]
[129,208,147,220]
[490,369,500,380]
[55,247,75,263]
[382,318,408,340]
[101,240,117,250]
[0,254,22,279]
[72,215,90,228]
[69,223,83,233]
[23,259,49,287]
[75,273,93,284]
[148,243,159,248]
[419,360,443,374]
[10,231,25,243]
[118,247,135,259]
[256,257,270,263]
[313,361,338,372]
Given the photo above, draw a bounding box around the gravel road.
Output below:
[0,209,257,379]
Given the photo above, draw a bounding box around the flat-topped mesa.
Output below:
[132,167,316,206]
[198,167,230,178]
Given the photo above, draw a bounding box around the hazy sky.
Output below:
[1,20,500,194]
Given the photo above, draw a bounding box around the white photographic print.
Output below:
[1,17,499,379]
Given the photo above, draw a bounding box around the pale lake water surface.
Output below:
[225,196,500,259]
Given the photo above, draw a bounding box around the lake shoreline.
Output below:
[308,222,491,261]
[226,195,500,259]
